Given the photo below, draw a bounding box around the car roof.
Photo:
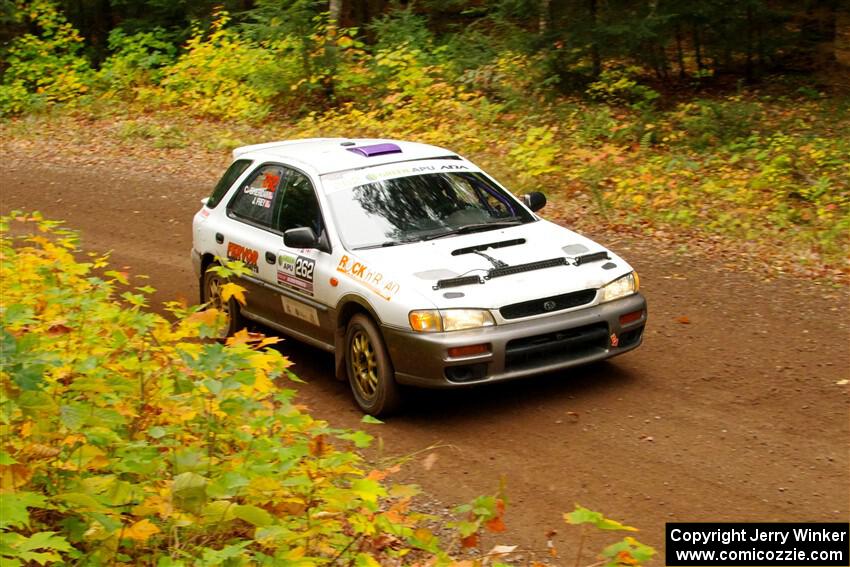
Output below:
[232,138,461,175]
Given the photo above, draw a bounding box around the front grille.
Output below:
[500,289,596,320]
[505,323,608,371]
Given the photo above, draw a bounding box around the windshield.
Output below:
[327,171,535,250]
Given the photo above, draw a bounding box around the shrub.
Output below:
[96,28,177,97]
[0,0,93,115]
[146,10,296,120]
[0,213,475,564]
[586,66,659,106]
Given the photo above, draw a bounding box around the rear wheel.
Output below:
[345,314,401,416]
[202,264,244,337]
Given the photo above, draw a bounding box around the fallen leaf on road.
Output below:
[422,452,438,471]
[487,545,517,558]
[836,379,848,385]
[675,316,691,324]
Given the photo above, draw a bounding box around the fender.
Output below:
[333,292,383,380]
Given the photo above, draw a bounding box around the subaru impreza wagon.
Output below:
[192,138,647,415]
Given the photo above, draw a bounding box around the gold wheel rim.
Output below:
[350,330,378,400]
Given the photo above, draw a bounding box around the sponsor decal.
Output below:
[280,296,320,326]
[364,163,469,182]
[610,333,619,347]
[277,253,315,296]
[261,172,280,192]
[226,242,259,272]
[199,208,210,218]
[336,254,400,301]
[243,185,274,209]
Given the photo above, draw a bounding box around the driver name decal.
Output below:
[337,254,400,301]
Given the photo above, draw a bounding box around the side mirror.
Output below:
[283,227,318,249]
[522,191,546,212]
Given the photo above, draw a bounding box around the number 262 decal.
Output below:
[295,257,315,281]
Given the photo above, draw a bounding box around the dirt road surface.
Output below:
[2,160,848,560]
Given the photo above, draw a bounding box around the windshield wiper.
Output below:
[353,239,417,250]
[421,218,523,241]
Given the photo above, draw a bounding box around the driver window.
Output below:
[276,169,325,238]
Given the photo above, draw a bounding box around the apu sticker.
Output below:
[277,253,315,295]
[336,254,400,301]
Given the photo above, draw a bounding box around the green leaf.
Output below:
[200,500,237,525]
[59,404,84,431]
[0,450,18,465]
[233,504,273,527]
[0,492,46,529]
[350,479,386,504]
[18,531,72,553]
[360,415,384,424]
[147,426,167,439]
[339,430,373,448]
[55,492,105,512]
[601,536,656,566]
[354,553,382,567]
[564,504,638,531]
[171,472,208,514]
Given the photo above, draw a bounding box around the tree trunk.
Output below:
[589,0,601,77]
[745,4,755,83]
[329,0,342,29]
[539,0,550,34]
[693,24,704,71]
[675,25,686,79]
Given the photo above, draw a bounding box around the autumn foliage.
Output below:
[0,214,655,566]
[0,214,493,565]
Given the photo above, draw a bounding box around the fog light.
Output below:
[619,309,644,325]
[447,344,490,358]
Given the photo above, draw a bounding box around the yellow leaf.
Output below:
[220,282,246,305]
[124,518,161,542]
[226,328,254,346]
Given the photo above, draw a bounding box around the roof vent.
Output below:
[347,143,402,157]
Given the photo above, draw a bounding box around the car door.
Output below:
[267,166,336,348]
[220,163,288,322]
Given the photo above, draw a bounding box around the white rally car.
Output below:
[192,138,646,415]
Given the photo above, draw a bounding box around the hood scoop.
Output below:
[433,275,484,290]
[486,257,567,279]
[452,238,526,256]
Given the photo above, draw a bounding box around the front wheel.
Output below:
[344,314,401,416]
[202,264,244,337]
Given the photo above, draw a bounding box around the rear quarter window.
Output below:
[207,159,252,208]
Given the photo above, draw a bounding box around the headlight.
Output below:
[409,309,495,332]
[599,272,639,303]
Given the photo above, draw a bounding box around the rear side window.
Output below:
[207,159,251,208]
[227,164,286,229]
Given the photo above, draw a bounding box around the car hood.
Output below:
[351,219,634,310]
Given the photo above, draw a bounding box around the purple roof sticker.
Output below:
[346,143,402,157]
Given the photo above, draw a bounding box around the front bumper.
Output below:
[383,293,647,388]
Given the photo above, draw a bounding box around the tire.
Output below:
[201,264,244,337]
[344,314,401,416]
